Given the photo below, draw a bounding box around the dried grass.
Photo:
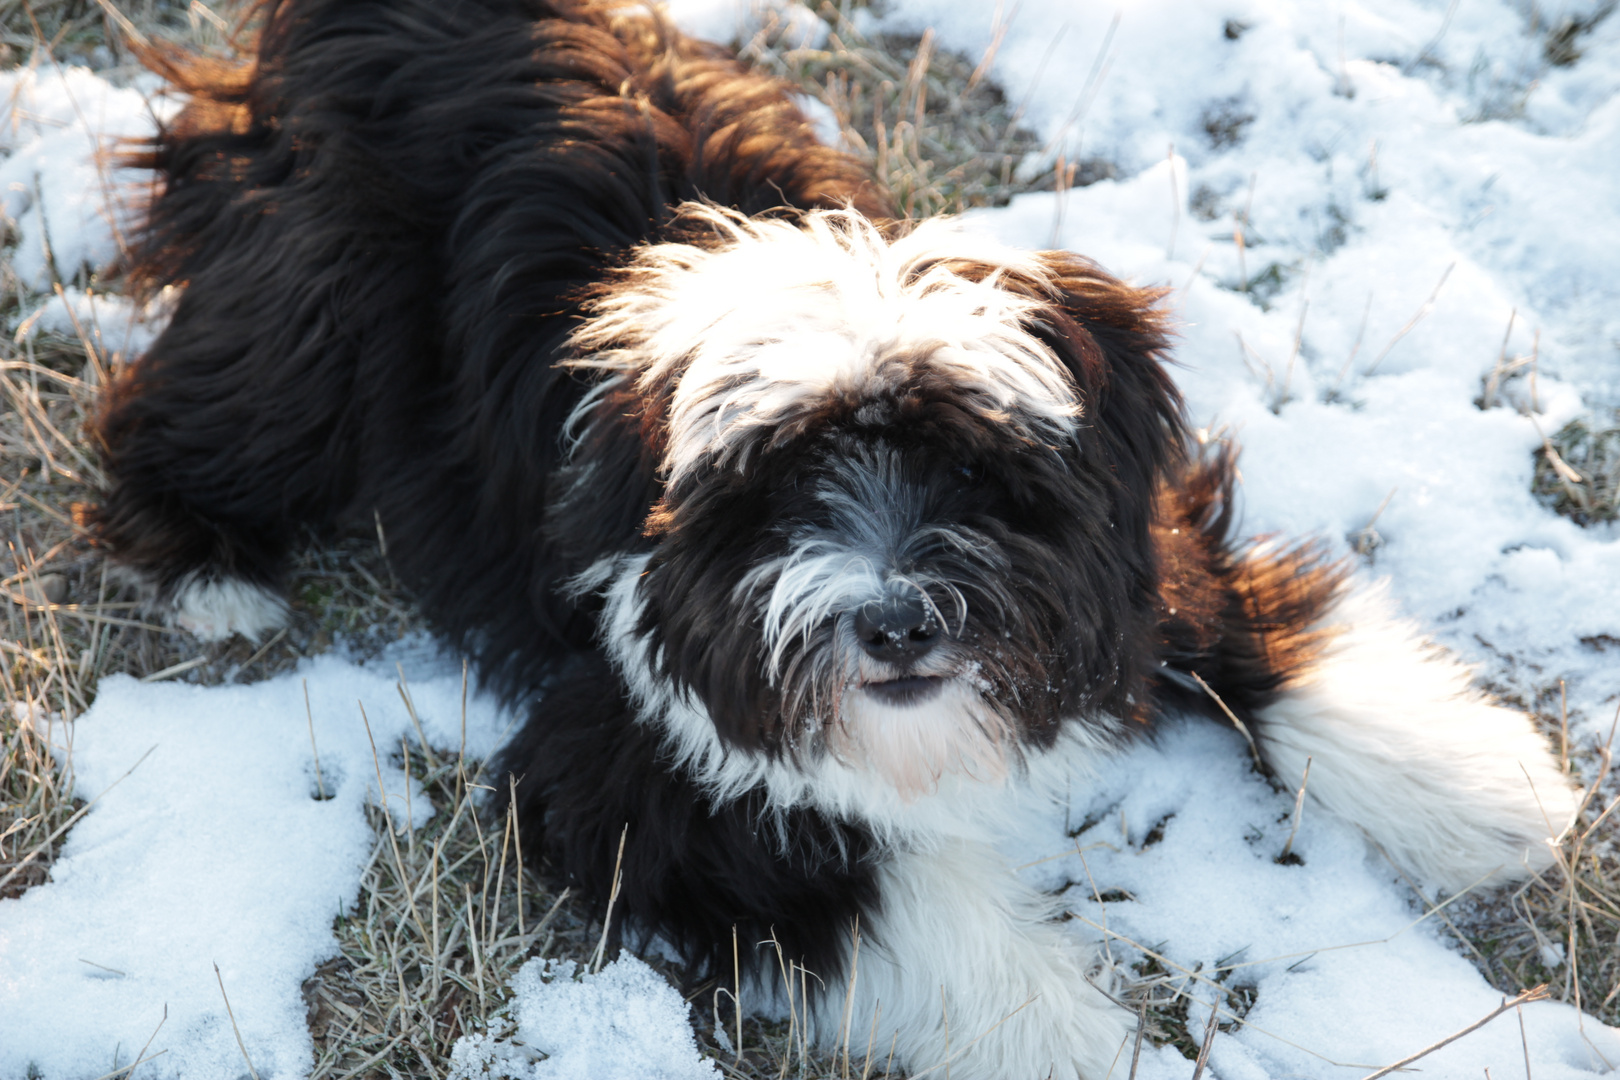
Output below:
[740,2,1070,220]
[299,715,582,1077]
[0,311,154,903]
[1455,690,1620,1034]
[1474,310,1619,528]
[1533,414,1620,527]
[0,0,242,73]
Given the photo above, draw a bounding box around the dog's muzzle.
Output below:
[854,595,949,706]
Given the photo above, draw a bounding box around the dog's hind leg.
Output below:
[94,245,422,642]
[95,43,445,641]
[96,228,440,643]
[95,331,305,645]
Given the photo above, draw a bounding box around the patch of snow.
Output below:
[1006,721,1620,1079]
[13,284,176,366]
[663,0,826,50]
[447,955,719,1080]
[0,654,513,1080]
[0,62,175,293]
[794,94,843,149]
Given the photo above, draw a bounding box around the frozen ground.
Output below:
[2,0,1619,1076]
[0,650,511,1079]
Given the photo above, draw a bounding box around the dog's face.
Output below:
[557,207,1180,793]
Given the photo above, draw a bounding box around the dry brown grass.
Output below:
[740,2,1064,220]
[298,718,584,1077]
[1476,312,1619,529]
[0,0,243,73]
[1533,414,1620,527]
[1454,689,1620,1033]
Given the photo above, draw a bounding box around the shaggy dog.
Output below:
[97,1,1576,1075]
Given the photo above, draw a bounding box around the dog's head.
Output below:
[554,206,1181,794]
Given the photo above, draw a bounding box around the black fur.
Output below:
[503,651,879,980]
[96,0,1344,1000]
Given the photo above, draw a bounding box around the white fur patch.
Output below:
[1255,584,1579,893]
[169,573,289,643]
[833,680,1015,797]
[811,840,1133,1080]
[568,205,1083,486]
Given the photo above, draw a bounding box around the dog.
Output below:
[95,1,1577,1076]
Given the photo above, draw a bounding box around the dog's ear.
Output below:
[543,375,666,572]
[1014,252,1184,543]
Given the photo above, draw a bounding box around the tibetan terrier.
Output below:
[96,1,1576,1076]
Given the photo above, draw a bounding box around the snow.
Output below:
[1010,720,1620,1079]
[447,956,720,1080]
[4,0,1620,1075]
[0,62,172,292]
[0,648,514,1080]
[13,284,175,365]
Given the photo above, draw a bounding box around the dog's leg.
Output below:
[1157,448,1574,891]
[815,839,1132,1080]
[94,319,348,644]
[97,44,446,641]
[1254,585,1577,893]
[94,467,292,643]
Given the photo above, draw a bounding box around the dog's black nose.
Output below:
[853,595,939,663]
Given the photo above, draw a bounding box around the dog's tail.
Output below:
[1150,440,1347,729]
[1155,441,1576,893]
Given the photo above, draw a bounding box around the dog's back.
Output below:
[98,0,887,693]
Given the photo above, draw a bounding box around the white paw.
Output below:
[823,842,1134,1080]
[921,957,1132,1080]
[169,573,289,643]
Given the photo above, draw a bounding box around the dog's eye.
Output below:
[957,465,979,483]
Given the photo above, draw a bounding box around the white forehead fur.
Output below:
[568,204,1081,485]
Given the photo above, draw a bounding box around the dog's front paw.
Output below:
[828,842,1134,1080]
[166,572,289,643]
[940,957,1133,1080]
